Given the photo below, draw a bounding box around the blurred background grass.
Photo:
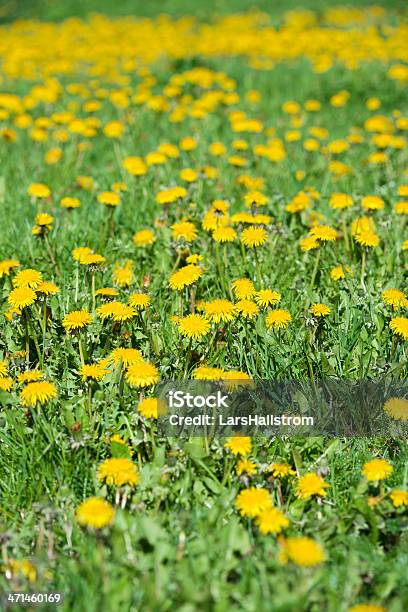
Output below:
[0,0,407,22]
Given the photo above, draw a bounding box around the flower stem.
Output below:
[254,248,263,288]
[183,338,192,378]
[41,301,47,368]
[91,272,96,313]
[360,249,366,287]
[310,248,321,289]
[78,337,85,367]
[44,234,61,276]
[342,212,350,252]
[215,243,227,293]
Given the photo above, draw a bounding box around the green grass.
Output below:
[0,1,407,610]
[0,0,407,22]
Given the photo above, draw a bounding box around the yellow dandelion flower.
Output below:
[169,264,202,291]
[133,229,156,247]
[0,259,20,277]
[241,226,268,248]
[156,186,187,204]
[311,303,331,317]
[178,313,210,339]
[382,289,408,310]
[279,536,325,567]
[7,560,36,583]
[107,347,143,367]
[255,289,281,307]
[355,231,380,248]
[287,192,310,214]
[72,246,92,262]
[282,100,300,114]
[234,299,259,319]
[96,302,136,322]
[20,381,57,407]
[76,497,115,529]
[123,156,147,176]
[77,176,94,191]
[236,459,257,476]
[138,397,167,419]
[0,377,14,392]
[266,309,292,330]
[13,268,42,288]
[310,225,338,242]
[296,472,330,499]
[244,191,268,207]
[330,265,346,281]
[146,151,167,166]
[349,605,386,612]
[95,287,119,297]
[225,436,252,456]
[128,293,151,310]
[256,507,290,535]
[235,487,272,517]
[0,360,8,377]
[212,226,237,243]
[305,99,321,112]
[171,221,197,242]
[113,261,134,287]
[212,200,230,213]
[231,278,255,299]
[35,213,53,228]
[63,310,93,332]
[362,458,393,481]
[222,371,253,391]
[27,183,50,198]
[209,142,226,156]
[268,463,296,478]
[389,490,408,508]
[351,216,376,237]
[125,361,159,388]
[329,193,353,209]
[112,182,127,193]
[192,366,225,380]
[384,397,408,421]
[328,139,349,154]
[36,281,59,296]
[202,209,228,231]
[361,195,384,211]
[389,317,408,340]
[368,152,387,165]
[179,168,198,183]
[395,201,408,215]
[18,370,44,384]
[186,254,203,265]
[79,253,106,266]
[300,236,319,251]
[180,137,197,151]
[97,457,139,487]
[103,120,124,138]
[158,143,179,158]
[61,196,80,209]
[204,299,235,323]
[97,191,120,206]
[8,287,37,310]
[79,362,111,381]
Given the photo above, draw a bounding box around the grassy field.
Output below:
[0,1,407,610]
[1,0,407,22]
